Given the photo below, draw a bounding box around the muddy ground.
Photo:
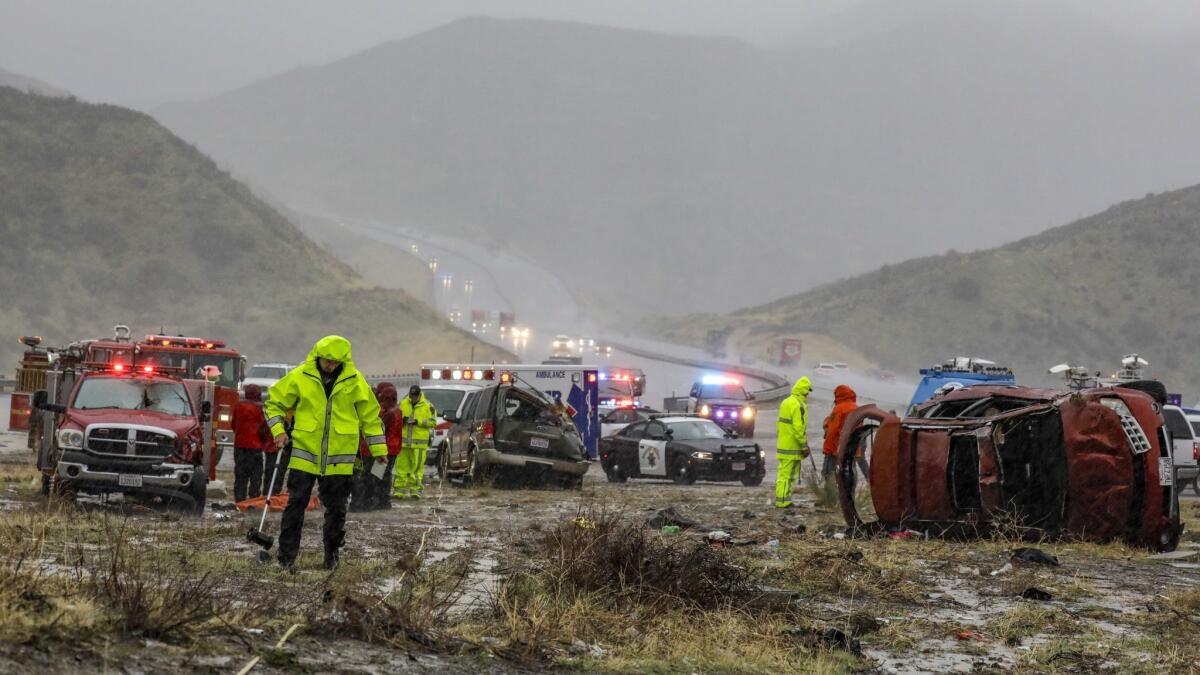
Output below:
[1,431,1199,673]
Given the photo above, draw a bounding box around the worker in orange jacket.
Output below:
[821,384,860,480]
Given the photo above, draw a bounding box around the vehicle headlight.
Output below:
[692,451,713,460]
[758,449,765,459]
[742,406,754,420]
[699,404,711,416]
[57,428,84,449]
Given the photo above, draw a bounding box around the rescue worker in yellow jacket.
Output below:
[266,336,388,570]
[774,377,812,508]
[394,385,437,499]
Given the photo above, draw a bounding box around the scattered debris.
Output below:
[1020,587,1054,601]
[646,507,701,530]
[1012,547,1060,567]
[705,531,731,548]
[742,511,756,520]
[782,626,862,655]
[990,563,1013,576]
[660,525,681,535]
[956,630,984,641]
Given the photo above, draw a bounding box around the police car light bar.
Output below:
[701,374,740,386]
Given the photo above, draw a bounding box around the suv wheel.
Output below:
[464,446,481,485]
[670,455,696,486]
[437,443,450,482]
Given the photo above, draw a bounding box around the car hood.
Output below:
[65,408,198,437]
[670,438,756,452]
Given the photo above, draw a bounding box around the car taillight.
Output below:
[436,421,451,430]
[481,420,494,439]
[1193,442,1198,462]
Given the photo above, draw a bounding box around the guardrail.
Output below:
[604,341,794,403]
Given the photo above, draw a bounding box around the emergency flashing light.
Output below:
[588,373,597,384]
[112,363,126,372]
[500,371,512,384]
[701,374,740,386]
[462,368,473,381]
[142,365,155,374]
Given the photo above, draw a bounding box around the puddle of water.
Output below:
[376,524,500,614]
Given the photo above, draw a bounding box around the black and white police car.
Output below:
[598,415,765,486]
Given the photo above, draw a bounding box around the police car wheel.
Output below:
[740,473,763,487]
[670,455,696,485]
[605,465,627,483]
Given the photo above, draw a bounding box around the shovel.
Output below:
[247,454,283,551]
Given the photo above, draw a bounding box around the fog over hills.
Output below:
[659,183,1200,392]
[156,5,1200,314]
[0,86,506,371]
[0,66,67,97]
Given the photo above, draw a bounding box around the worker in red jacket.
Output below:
[352,382,402,511]
[231,384,270,502]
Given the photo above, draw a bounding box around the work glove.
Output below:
[370,460,387,480]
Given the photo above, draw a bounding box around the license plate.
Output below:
[732,462,746,471]
[529,437,550,449]
[1159,457,1174,486]
[118,474,143,488]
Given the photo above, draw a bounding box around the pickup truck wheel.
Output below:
[671,455,696,486]
[50,475,76,503]
[1192,477,1200,498]
[189,470,208,516]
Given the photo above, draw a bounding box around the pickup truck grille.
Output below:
[86,426,176,458]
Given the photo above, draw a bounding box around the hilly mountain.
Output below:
[659,184,1200,393]
[155,7,1200,315]
[0,86,506,372]
[0,67,67,97]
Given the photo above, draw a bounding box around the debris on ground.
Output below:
[956,630,984,641]
[646,506,701,530]
[705,531,731,548]
[990,563,1013,576]
[1012,547,1060,566]
[1020,587,1053,601]
[782,626,862,655]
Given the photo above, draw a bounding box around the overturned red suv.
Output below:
[835,384,1181,551]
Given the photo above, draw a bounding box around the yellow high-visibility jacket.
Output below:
[266,336,387,476]
[398,394,437,449]
[776,377,812,458]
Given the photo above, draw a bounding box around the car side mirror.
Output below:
[443,413,459,424]
[33,389,66,414]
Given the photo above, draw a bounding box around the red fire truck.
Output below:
[13,326,244,479]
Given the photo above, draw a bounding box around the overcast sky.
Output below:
[2,0,1200,107]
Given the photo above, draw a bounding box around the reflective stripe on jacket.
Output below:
[265,335,387,476]
[776,377,811,457]
[399,394,437,449]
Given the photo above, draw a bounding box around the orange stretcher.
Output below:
[235,492,320,512]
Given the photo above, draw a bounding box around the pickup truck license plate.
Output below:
[118,474,143,488]
[529,437,550,449]
[731,462,746,471]
[1159,457,1173,486]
